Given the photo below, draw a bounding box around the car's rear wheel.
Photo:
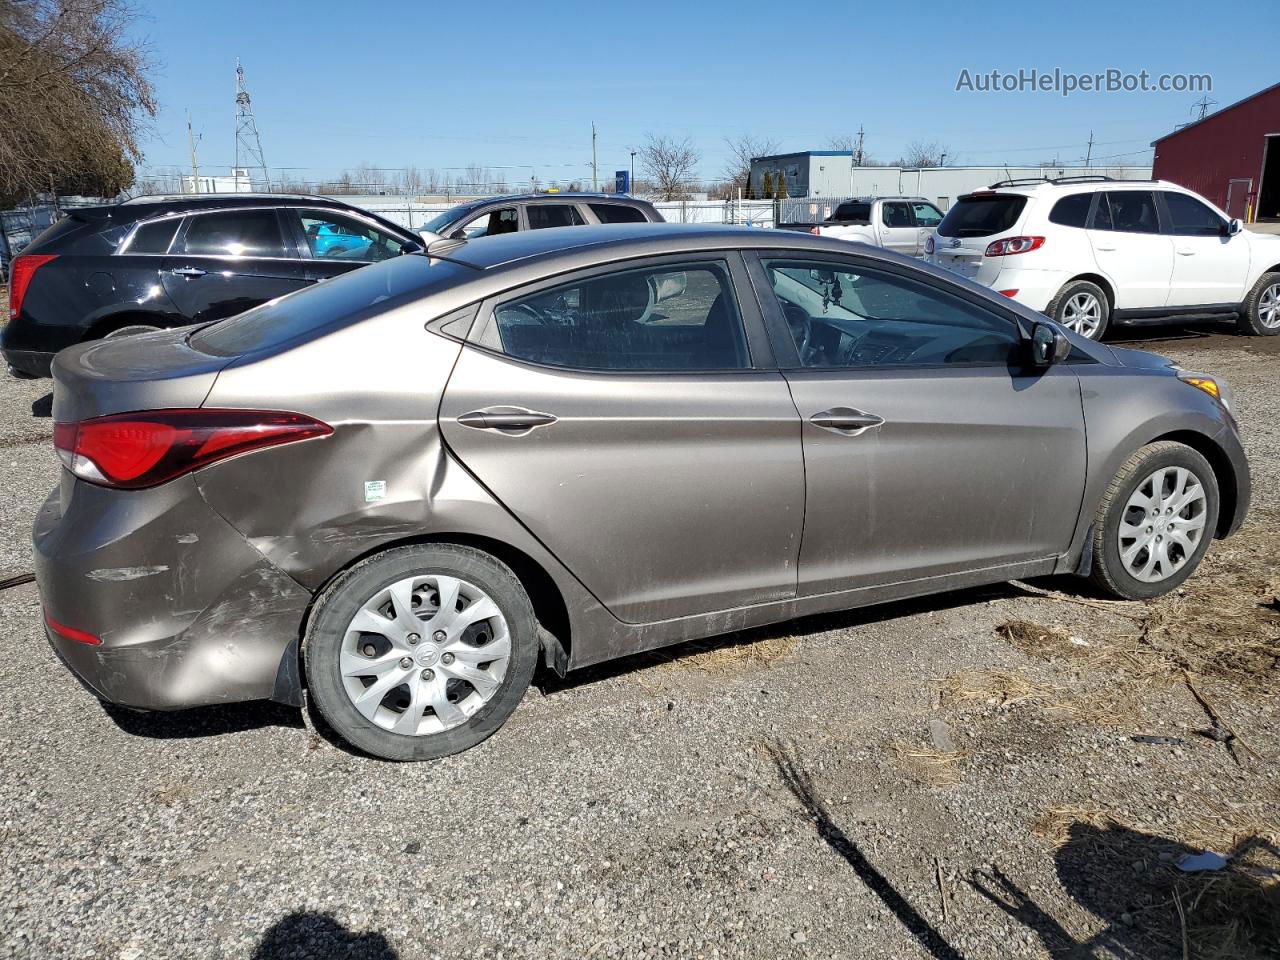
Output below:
[1048,280,1110,340]
[304,544,538,761]
[1237,271,1280,336]
[1089,442,1219,600]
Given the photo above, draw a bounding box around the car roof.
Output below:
[972,177,1169,198]
[110,193,365,219]
[432,222,863,271]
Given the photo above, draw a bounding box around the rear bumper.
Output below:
[3,348,54,379]
[33,476,312,711]
[984,267,1068,314]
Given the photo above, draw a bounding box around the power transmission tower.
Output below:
[591,122,598,192]
[234,59,270,192]
[186,110,202,192]
[1191,95,1218,121]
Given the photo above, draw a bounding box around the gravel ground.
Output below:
[1,323,1277,960]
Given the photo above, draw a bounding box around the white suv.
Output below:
[924,177,1280,340]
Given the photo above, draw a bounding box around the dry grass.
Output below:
[667,633,798,673]
[938,669,1058,707]
[889,740,968,786]
[1030,804,1118,847]
[998,619,1090,659]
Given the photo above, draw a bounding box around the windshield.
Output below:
[420,202,485,235]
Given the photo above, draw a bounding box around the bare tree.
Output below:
[827,134,877,166]
[638,134,699,201]
[721,134,778,196]
[896,140,949,167]
[0,0,155,205]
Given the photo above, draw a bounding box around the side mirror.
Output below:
[1030,321,1071,366]
[400,240,424,255]
[1224,218,1243,236]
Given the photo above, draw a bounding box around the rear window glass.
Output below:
[831,202,871,222]
[125,218,181,254]
[1049,193,1093,228]
[526,204,585,229]
[936,195,1027,237]
[189,256,470,357]
[588,203,647,224]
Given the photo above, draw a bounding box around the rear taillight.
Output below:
[8,253,58,320]
[809,226,821,236]
[924,235,935,255]
[984,236,1045,257]
[53,409,332,489]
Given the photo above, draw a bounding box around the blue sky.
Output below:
[134,0,1278,187]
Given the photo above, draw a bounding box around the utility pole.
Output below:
[591,122,598,192]
[630,150,636,194]
[854,125,865,166]
[1084,130,1094,167]
[186,110,201,193]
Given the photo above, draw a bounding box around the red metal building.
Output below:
[1151,82,1280,221]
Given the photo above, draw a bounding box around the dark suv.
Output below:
[2,194,425,378]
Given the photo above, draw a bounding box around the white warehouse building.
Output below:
[748,151,1153,210]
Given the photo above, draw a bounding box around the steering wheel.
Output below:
[501,303,547,326]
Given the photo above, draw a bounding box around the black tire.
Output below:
[1236,271,1280,336]
[304,544,538,761]
[1089,441,1219,600]
[102,324,162,339]
[1047,279,1110,341]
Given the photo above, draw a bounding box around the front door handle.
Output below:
[457,406,557,434]
[1176,248,1196,256]
[168,266,207,278]
[809,407,884,436]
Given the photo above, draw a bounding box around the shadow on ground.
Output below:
[30,393,52,418]
[102,699,303,739]
[252,911,398,959]
[971,822,1280,960]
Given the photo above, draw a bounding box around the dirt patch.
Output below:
[888,740,967,785]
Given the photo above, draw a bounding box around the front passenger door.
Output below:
[751,254,1086,596]
[879,202,918,255]
[286,208,414,282]
[911,202,943,256]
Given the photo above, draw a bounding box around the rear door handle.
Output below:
[1095,245,1117,252]
[1177,248,1196,256]
[168,266,207,278]
[457,407,557,433]
[809,408,884,436]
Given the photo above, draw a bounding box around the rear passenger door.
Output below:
[161,208,311,323]
[879,202,918,255]
[1085,191,1174,310]
[439,254,805,624]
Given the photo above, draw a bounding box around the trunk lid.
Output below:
[51,327,231,422]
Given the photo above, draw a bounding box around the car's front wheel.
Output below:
[1089,441,1219,600]
[1237,271,1280,336]
[1048,280,1110,340]
[304,544,538,761]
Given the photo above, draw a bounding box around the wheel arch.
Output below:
[1066,273,1115,310]
[278,532,574,706]
[1149,430,1238,539]
[82,310,180,342]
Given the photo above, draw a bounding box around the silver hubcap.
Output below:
[1259,282,1280,330]
[1061,292,1103,338]
[1118,466,1207,583]
[340,575,510,736]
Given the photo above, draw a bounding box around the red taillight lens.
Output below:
[8,253,58,320]
[45,609,101,646]
[924,235,935,255]
[53,409,332,489]
[997,289,1020,297]
[809,226,821,236]
[984,236,1045,257]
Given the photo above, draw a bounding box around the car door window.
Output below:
[177,209,287,257]
[123,217,181,254]
[762,259,1018,368]
[526,204,586,230]
[488,262,748,371]
[1163,192,1225,236]
[459,207,518,239]
[882,202,912,227]
[911,203,943,227]
[298,210,407,262]
[588,203,647,224]
[1099,191,1160,234]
